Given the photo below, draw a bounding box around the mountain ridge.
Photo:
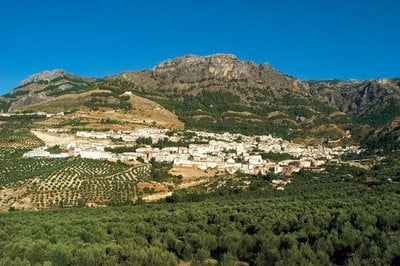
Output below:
[1,53,399,147]
[19,69,69,86]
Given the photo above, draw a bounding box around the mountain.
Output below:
[1,54,399,146]
[19,69,73,86]
[0,69,183,130]
[309,78,400,126]
[0,69,98,112]
[112,54,306,93]
[361,116,400,153]
[107,54,357,141]
[308,78,400,149]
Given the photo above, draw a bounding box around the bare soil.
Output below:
[169,167,217,181]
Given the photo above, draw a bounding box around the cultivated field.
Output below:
[0,122,154,211]
[0,159,150,211]
[0,128,43,152]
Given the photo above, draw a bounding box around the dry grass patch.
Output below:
[169,167,217,181]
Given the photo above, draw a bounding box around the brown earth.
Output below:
[169,167,217,181]
[0,185,36,212]
[31,130,78,146]
[16,90,184,130]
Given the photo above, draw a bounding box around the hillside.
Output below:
[106,55,358,141]
[361,116,400,153]
[1,54,400,145]
[15,88,183,130]
[308,78,400,126]
[2,79,183,131]
[0,70,99,112]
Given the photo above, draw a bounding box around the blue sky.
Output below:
[0,0,399,94]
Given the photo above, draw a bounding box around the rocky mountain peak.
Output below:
[19,69,68,86]
[109,53,306,95]
[377,78,391,86]
[152,53,262,82]
[207,53,239,61]
[153,54,240,72]
[153,53,239,68]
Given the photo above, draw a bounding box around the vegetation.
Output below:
[47,145,62,154]
[104,146,137,154]
[0,93,400,265]
[356,99,400,127]
[0,114,47,122]
[2,90,30,98]
[151,137,208,149]
[260,152,294,162]
[84,91,132,111]
[0,122,44,158]
[0,156,151,206]
[148,158,180,183]
[136,137,153,145]
[46,85,93,97]
[0,164,399,265]
[100,118,120,124]
[0,120,151,208]
[363,133,400,155]
[0,100,11,112]
[147,90,352,141]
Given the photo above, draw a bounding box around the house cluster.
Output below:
[23,128,363,176]
[23,146,71,159]
[0,111,64,118]
[76,128,167,143]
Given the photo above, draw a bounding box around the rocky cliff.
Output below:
[111,54,307,96]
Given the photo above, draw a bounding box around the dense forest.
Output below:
[1,163,399,265]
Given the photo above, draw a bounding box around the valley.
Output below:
[0,54,399,265]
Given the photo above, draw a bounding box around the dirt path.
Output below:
[31,130,76,146]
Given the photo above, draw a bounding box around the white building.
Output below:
[78,151,113,160]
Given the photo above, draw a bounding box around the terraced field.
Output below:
[0,159,66,186]
[0,127,44,158]
[30,161,150,208]
[0,157,150,210]
[0,121,152,210]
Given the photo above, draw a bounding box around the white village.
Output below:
[23,122,363,176]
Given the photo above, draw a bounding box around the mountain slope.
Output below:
[107,54,357,141]
[110,54,307,95]
[309,78,400,126]
[2,54,399,145]
[361,116,400,153]
[0,69,99,112]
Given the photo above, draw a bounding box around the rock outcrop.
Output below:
[19,69,68,86]
[111,54,307,95]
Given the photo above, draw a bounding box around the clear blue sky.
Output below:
[1,0,399,94]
